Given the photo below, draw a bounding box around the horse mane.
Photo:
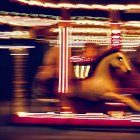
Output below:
[94,48,120,64]
[88,48,120,77]
[70,47,121,78]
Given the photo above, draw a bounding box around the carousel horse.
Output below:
[33,48,140,112]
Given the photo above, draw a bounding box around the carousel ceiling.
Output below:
[0,0,139,52]
[0,1,139,21]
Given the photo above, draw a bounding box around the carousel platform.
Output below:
[10,111,140,127]
[1,99,140,127]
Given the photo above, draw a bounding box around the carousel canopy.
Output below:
[14,0,140,5]
[0,0,140,14]
[0,0,139,23]
[0,0,139,50]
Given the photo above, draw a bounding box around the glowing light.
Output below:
[58,28,62,93]
[112,30,121,34]
[10,53,29,55]
[74,65,91,79]
[91,4,107,10]
[107,4,127,10]
[37,98,60,102]
[51,27,110,33]
[105,102,126,106]
[58,27,69,93]
[74,65,80,78]
[110,22,123,25]
[0,31,30,38]
[17,112,111,119]
[111,28,121,48]
[74,20,109,26]
[4,12,140,28]
[125,21,140,27]
[76,4,92,9]
[44,3,59,8]
[15,0,140,10]
[70,28,111,33]
[71,56,94,79]
[0,46,35,49]
[121,49,137,52]
[107,111,125,119]
[17,112,28,117]
[65,28,69,92]
[128,4,140,9]
[27,0,44,7]
[112,36,120,39]
[58,3,76,9]
[85,65,90,78]
[0,15,58,27]
[49,28,140,52]
[17,112,56,118]
[0,14,110,27]
[69,35,110,45]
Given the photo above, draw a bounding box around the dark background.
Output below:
[0,39,45,100]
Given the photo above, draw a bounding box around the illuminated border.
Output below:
[58,27,69,93]
[15,0,140,10]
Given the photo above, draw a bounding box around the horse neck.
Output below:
[93,56,112,80]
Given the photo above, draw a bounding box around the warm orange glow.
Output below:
[107,111,125,119]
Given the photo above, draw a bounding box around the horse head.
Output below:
[109,51,132,74]
[33,47,140,112]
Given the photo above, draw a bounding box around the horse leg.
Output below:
[102,92,140,112]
